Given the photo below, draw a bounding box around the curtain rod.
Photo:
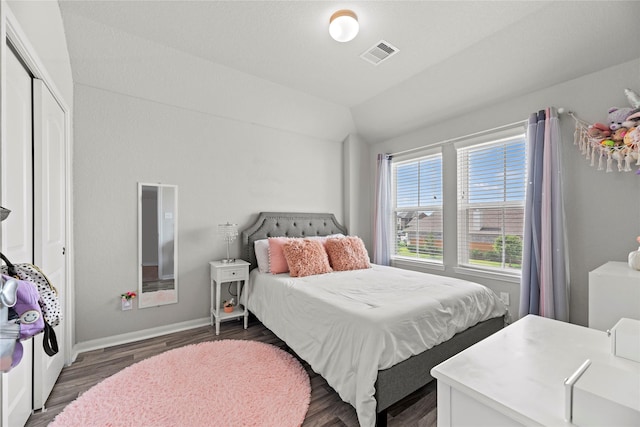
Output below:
[389,107,566,157]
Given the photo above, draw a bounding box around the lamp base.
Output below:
[221,258,236,264]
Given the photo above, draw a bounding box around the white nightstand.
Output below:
[209,259,250,335]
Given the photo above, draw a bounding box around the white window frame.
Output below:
[391,149,443,265]
[454,125,527,280]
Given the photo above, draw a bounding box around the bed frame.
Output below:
[241,212,504,426]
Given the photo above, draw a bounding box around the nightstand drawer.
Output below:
[219,267,247,281]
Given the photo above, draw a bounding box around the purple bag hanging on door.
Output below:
[0,278,20,371]
[1,274,43,371]
[0,253,61,327]
[1,251,59,356]
[3,274,44,340]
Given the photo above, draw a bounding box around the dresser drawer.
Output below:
[218,267,247,281]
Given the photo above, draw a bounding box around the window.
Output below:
[457,130,526,274]
[392,152,443,263]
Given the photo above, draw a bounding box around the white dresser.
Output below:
[589,261,640,331]
[431,315,640,427]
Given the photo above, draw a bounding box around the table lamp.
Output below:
[218,222,238,263]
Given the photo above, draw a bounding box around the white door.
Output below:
[32,79,66,410]
[1,45,34,427]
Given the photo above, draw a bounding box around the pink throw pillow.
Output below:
[268,237,298,274]
[282,239,332,278]
[324,236,371,271]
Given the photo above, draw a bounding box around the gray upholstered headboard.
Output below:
[241,212,348,270]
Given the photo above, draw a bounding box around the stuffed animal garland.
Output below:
[580,88,640,174]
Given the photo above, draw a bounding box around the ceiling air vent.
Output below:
[360,40,399,66]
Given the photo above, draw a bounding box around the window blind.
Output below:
[392,153,443,263]
[457,134,527,273]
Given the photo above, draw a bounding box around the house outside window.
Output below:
[392,152,443,263]
[456,128,527,275]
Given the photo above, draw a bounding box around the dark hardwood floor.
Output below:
[26,317,437,427]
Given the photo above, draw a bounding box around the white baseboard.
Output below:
[71,317,210,362]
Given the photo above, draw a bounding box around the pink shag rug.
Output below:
[50,340,311,427]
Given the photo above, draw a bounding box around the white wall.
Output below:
[69,15,350,343]
[343,134,372,248]
[73,84,344,343]
[370,58,640,326]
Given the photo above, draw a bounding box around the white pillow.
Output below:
[254,239,270,273]
[306,233,345,243]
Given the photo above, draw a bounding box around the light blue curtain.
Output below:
[520,108,569,321]
[373,153,392,265]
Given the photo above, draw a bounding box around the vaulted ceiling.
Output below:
[59,1,640,143]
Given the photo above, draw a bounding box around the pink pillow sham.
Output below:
[266,235,344,274]
[282,239,332,277]
[268,237,296,274]
[324,236,371,271]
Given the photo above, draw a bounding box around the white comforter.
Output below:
[247,265,506,427]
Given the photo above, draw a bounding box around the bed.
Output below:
[241,212,506,427]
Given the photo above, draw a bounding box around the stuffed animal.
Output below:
[601,139,615,147]
[625,88,640,109]
[623,110,640,128]
[624,127,640,165]
[624,126,640,147]
[608,107,635,130]
[612,128,629,146]
[588,122,611,139]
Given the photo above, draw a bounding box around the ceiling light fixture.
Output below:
[329,9,359,43]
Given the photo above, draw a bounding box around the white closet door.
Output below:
[1,48,32,262]
[1,46,34,427]
[32,79,66,410]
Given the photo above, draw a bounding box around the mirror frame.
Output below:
[137,183,178,308]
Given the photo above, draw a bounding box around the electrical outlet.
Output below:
[500,292,510,306]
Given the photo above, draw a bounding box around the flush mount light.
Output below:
[329,9,359,42]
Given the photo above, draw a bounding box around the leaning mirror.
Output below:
[138,183,178,308]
